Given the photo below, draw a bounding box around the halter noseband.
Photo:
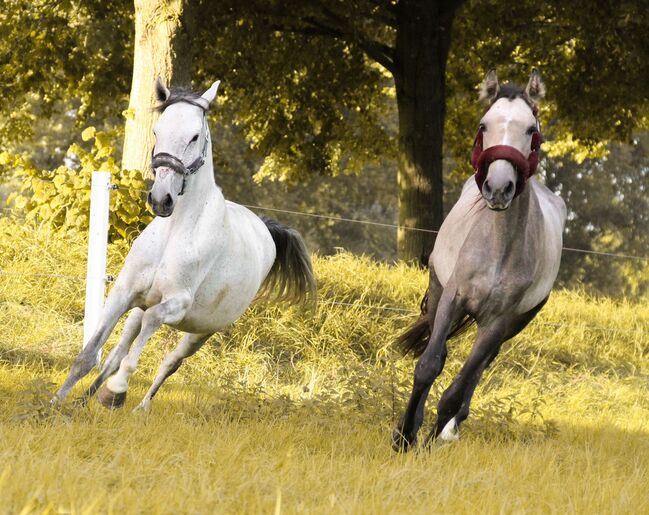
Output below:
[471,105,542,198]
[150,111,209,196]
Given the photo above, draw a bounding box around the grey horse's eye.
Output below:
[526,126,538,135]
[190,134,199,143]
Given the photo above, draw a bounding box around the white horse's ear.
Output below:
[525,69,546,103]
[201,80,221,105]
[155,77,171,103]
[479,69,499,104]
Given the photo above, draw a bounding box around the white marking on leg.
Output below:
[440,417,460,442]
[106,365,130,393]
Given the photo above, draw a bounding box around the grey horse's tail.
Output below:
[258,216,317,304]
[396,291,474,357]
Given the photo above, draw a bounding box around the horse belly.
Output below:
[172,217,275,333]
[178,272,263,332]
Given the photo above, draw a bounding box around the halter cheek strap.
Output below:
[472,106,542,198]
[150,113,209,196]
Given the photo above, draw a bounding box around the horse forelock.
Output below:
[491,84,536,111]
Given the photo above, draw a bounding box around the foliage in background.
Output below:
[546,133,649,297]
[0,0,132,148]
[3,129,151,242]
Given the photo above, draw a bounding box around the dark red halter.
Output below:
[471,106,542,198]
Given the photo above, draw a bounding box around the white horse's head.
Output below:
[147,79,220,217]
[473,69,545,210]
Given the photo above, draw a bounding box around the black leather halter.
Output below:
[150,113,209,196]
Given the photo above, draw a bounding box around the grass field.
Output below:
[1,217,648,513]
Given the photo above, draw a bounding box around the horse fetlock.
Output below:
[132,399,151,414]
[97,385,127,409]
[391,424,418,453]
[439,417,460,442]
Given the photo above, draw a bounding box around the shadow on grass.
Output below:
[0,343,73,371]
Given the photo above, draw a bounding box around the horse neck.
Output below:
[487,185,532,257]
[171,139,224,222]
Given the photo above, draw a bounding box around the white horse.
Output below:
[393,70,567,450]
[54,79,316,410]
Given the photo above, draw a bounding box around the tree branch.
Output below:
[305,0,396,74]
[255,1,397,75]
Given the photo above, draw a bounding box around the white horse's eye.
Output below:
[526,126,538,135]
[190,134,199,143]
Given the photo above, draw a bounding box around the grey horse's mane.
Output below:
[155,87,208,112]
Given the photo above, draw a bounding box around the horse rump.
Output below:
[396,291,474,357]
[258,216,317,304]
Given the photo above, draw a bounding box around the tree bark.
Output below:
[393,0,457,264]
[121,0,194,174]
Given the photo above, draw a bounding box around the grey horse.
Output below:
[393,69,566,450]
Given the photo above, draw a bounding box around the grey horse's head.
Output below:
[147,79,220,217]
[475,69,545,210]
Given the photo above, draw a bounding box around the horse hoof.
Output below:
[391,428,415,453]
[97,385,127,409]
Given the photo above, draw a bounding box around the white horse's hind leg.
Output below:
[133,332,212,412]
[53,289,134,403]
[99,295,191,409]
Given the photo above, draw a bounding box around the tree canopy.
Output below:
[1,0,647,294]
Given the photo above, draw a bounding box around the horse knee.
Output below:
[413,350,446,387]
[70,348,98,377]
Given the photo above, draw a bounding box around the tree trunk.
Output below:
[394,0,456,264]
[121,0,194,174]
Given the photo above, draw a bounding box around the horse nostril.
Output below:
[483,180,492,194]
[505,181,514,195]
[163,194,173,209]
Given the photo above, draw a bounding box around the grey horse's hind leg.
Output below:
[133,332,213,412]
[76,308,144,405]
[430,296,550,444]
[392,285,465,452]
[53,289,134,403]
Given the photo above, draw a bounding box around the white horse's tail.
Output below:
[259,217,317,304]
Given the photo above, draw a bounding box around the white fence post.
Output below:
[84,171,111,364]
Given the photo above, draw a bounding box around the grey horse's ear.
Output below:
[525,68,546,103]
[201,80,221,105]
[479,69,499,103]
[155,77,171,103]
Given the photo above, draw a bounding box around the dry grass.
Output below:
[1,217,648,513]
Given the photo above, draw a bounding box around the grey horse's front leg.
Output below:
[392,287,465,452]
[133,332,213,412]
[428,323,505,445]
[97,294,191,409]
[53,288,134,403]
[434,297,550,442]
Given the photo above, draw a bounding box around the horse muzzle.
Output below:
[147,191,174,217]
[481,161,516,210]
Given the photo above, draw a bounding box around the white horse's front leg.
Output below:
[53,286,134,403]
[98,295,191,409]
